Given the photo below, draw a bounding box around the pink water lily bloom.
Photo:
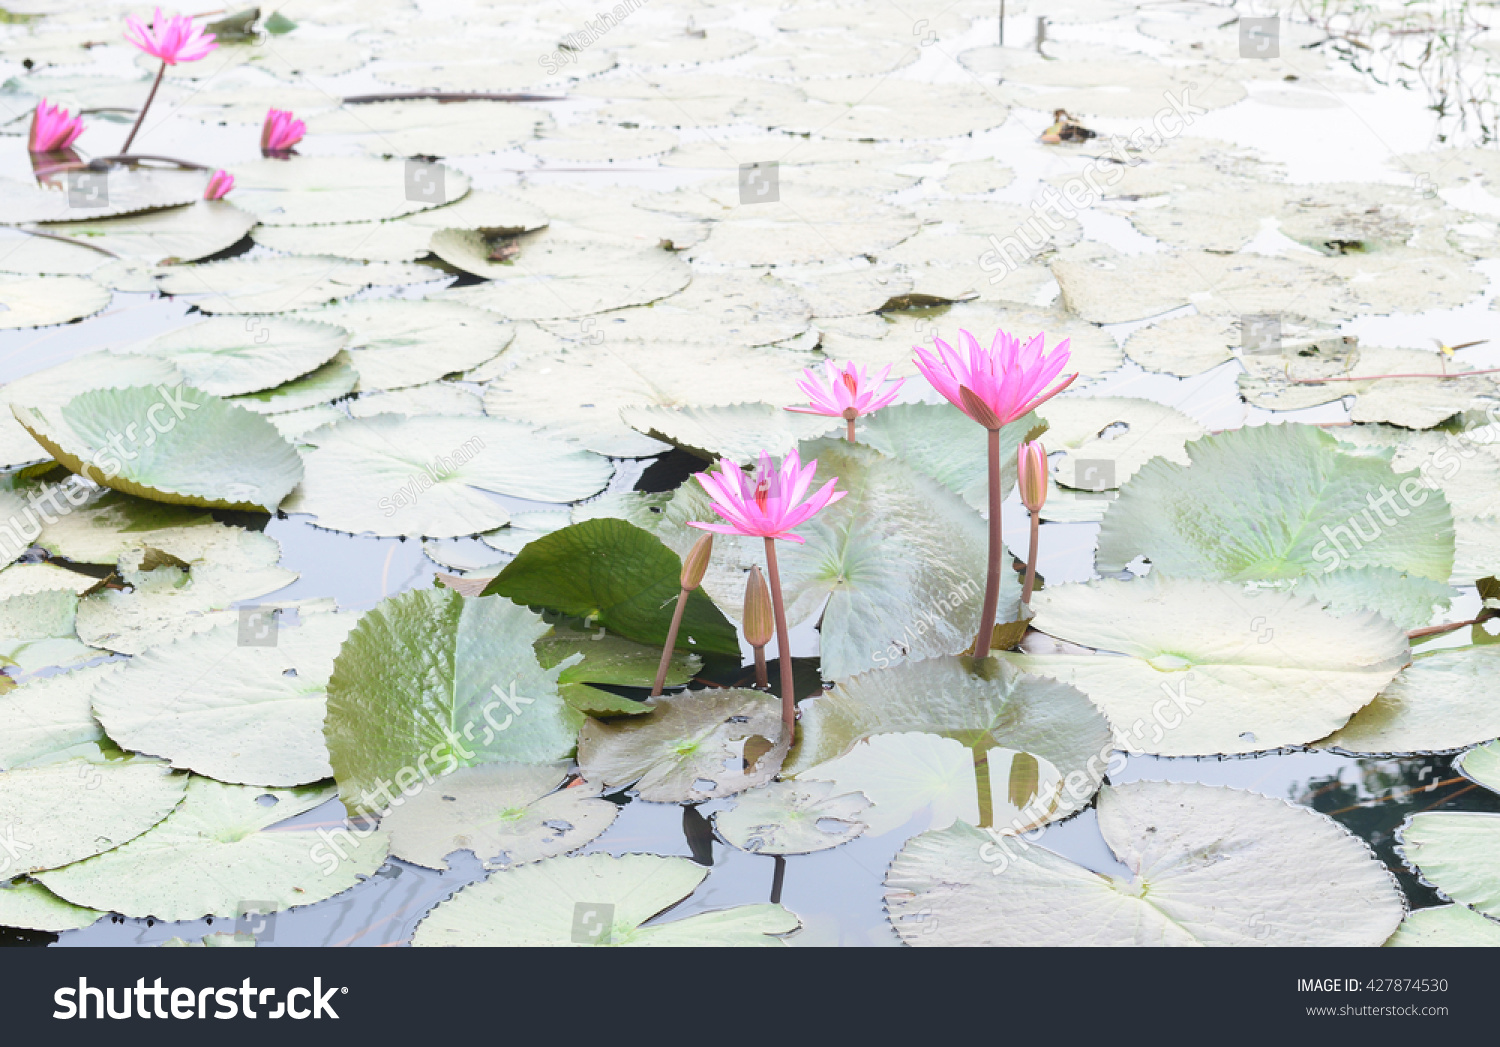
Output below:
[203,168,234,200]
[786,360,904,420]
[1018,439,1048,513]
[28,99,84,153]
[123,8,217,64]
[690,449,845,544]
[914,328,1078,430]
[261,108,305,154]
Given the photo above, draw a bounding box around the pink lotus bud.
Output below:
[261,108,305,155]
[203,168,234,200]
[1017,440,1048,513]
[28,99,84,154]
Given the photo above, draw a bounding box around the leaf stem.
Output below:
[1407,615,1486,639]
[121,60,167,155]
[763,536,796,735]
[973,427,1002,658]
[650,587,689,697]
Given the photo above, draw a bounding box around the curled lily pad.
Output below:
[14,384,305,512]
[412,853,798,947]
[325,588,582,818]
[714,780,870,855]
[577,688,787,803]
[382,762,618,871]
[1011,576,1410,756]
[885,781,1404,946]
[91,610,359,787]
[0,757,186,874]
[36,778,388,921]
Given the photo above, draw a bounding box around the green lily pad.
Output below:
[126,316,349,397]
[0,878,104,932]
[36,778,388,921]
[412,852,798,947]
[0,662,116,770]
[885,781,1404,946]
[0,276,110,329]
[382,762,618,871]
[713,779,870,855]
[1399,809,1500,918]
[537,622,699,711]
[92,610,359,787]
[14,384,304,512]
[227,352,359,415]
[1039,396,1205,492]
[0,757,186,874]
[482,518,739,656]
[301,300,513,391]
[1385,904,1500,946]
[229,157,470,226]
[858,403,1039,513]
[325,588,583,818]
[1011,576,1411,756]
[621,403,840,464]
[282,414,611,538]
[577,688,787,803]
[1317,647,1500,755]
[0,168,201,225]
[152,257,439,314]
[36,201,256,266]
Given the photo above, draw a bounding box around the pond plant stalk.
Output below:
[689,450,846,737]
[914,329,1077,658]
[120,9,218,154]
[651,533,713,698]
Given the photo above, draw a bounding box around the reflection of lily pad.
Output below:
[886,781,1404,946]
[412,852,798,946]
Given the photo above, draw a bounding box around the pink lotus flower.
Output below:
[203,169,234,200]
[123,8,217,65]
[690,449,845,544]
[261,108,305,154]
[913,328,1078,430]
[1018,439,1048,513]
[786,360,904,420]
[28,99,84,153]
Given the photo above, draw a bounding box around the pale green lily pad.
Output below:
[36,201,256,266]
[0,662,116,771]
[14,384,305,512]
[438,231,691,320]
[349,383,483,419]
[302,300,513,391]
[308,99,545,157]
[1123,313,1240,377]
[713,780,870,855]
[0,757,186,874]
[671,187,919,267]
[412,852,798,947]
[577,688,787,803]
[0,169,201,225]
[126,317,349,397]
[858,404,1040,513]
[252,219,439,264]
[0,589,97,674]
[92,610,358,787]
[1386,904,1500,946]
[1284,567,1454,631]
[885,781,1404,946]
[228,353,359,415]
[0,227,110,276]
[230,157,470,226]
[267,405,345,439]
[0,486,41,568]
[621,403,840,464]
[1461,740,1500,791]
[36,778,388,921]
[1096,425,1457,625]
[495,183,705,250]
[478,509,573,555]
[537,623,700,694]
[325,588,583,818]
[0,879,103,932]
[0,562,97,600]
[788,655,1111,824]
[153,257,439,314]
[282,414,611,538]
[1010,576,1410,756]
[0,276,110,329]
[524,123,677,163]
[382,762,618,871]
[1317,647,1500,755]
[1399,810,1500,918]
[481,339,812,458]
[1040,396,1205,492]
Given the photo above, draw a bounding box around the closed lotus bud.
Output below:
[743,565,774,648]
[680,533,713,590]
[1017,440,1048,513]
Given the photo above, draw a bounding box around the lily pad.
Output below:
[0,757,186,874]
[301,299,512,391]
[0,879,103,932]
[282,414,611,538]
[0,276,110,329]
[857,403,1039,513]
[14,384,305,512]
[126,316,349,397]
[1010,576,1410,756]
[1398,808,1500,918]
[622,403,840,464]
[1317,647,1500,755]
[36,778,388,921]
[324,588,583,817]
[1040,396,1205,492]
[713,779,870,855]
[36,201,256,266]
[1385,904,1500,946]
[308,99,545,157]
[152,256,439,314]
[92,610,359,787]
[229,157,470,226]
[0,662,115,770]
[411,852,798,946]
[228,353,359,415]
[382,762,618,871]
[0,168,202,225]
[577,688,786,803]
[884,781,1404,946]
[482,518,739,656]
